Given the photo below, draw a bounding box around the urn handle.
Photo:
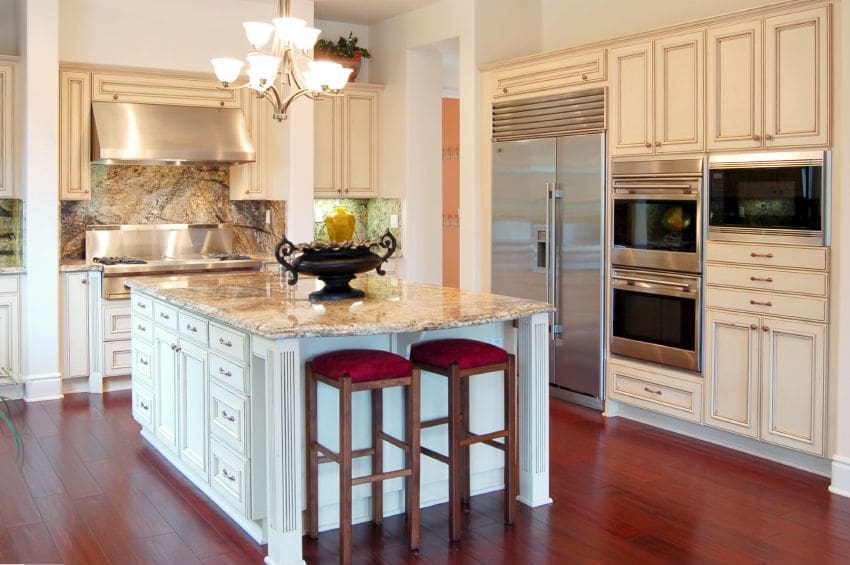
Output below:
[274,235,299,286]
[374,230,397,276]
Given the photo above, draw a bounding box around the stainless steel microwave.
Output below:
[708,151,830,246]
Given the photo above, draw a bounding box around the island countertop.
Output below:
[125,271,552,340]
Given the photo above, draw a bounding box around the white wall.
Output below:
[541,0,782,51]
[0,0,15,55]
[314,19,370,83]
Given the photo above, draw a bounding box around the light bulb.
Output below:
[210,58,244,84]
[273,17,306,44]
[242,22,275,50]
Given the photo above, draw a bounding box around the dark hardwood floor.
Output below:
[0,390,848,564]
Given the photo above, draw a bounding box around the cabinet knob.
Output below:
[765,134,774,141]
[220,101,225,106]
[581,74,588,80]
[502,87,508,94]
[655,141,661,147]
[645,142,652,148]
[112,94,119,100]
[753,134,761,141]
[81,278,87,285]
[750,324,758,331]
[762,325,769,332]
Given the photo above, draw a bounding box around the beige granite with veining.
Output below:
[125,272,553,340]
[60,260,103,273]
[0,266,25,274]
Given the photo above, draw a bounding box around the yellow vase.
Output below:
[324,206,356,242]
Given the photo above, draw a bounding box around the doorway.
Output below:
[442,97,460,288]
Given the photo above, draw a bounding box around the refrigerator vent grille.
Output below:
[492,88,605,141]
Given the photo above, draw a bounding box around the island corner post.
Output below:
[259,311,552,565]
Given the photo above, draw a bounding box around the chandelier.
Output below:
[210,0,352,121]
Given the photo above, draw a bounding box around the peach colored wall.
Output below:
[442,97,460,288]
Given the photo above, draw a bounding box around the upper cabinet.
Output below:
[314,83,382,198]
[707,20,763,150]
[764,6,830,148]
[491,49,606,100]
[91,72,240,108]
[609,31,704,156]
[230,91,268,200]
[0,62,14,198]
[60,70,92,200]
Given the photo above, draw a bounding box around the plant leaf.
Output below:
[0,403,23,469]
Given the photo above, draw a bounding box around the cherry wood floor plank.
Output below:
[75,494,158,564]
[19,434,66,498]
[35,493,111,565]
[139,532,202,565]
[0,456,43,527]
[6,522,63,564]
[37,433,104,500]
[0,524,18,563]
[200,550,264,564]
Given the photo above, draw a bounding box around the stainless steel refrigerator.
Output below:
[491,133,605,408]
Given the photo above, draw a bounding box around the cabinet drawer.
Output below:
[103,302,132,341]
[209,438,250,517]
[209,323,248,363]
[607,361,702,423]
[132,294,154,319]
[706,241,828,271]
[104,340,132,377]
[132,384,154,428]
[706,264,827,297]
[209,353,248,395]
[179,311,209,346]
[132,316,153,343]
[0,276,19,294]
[153,301,179,330]
[92,72,241,108]
[705,287,827,322]
[133,340,153,389]
[493,49,606,98]
[210,382,249,457]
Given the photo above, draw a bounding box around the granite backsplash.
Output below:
[60,165,285,260]
[313,198,401,254]
[0,199,23,268]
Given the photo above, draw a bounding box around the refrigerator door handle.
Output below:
[545,182,552,305]
[550,182,563,335]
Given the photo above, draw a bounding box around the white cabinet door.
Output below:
[707,20,763,150]
[654,31,704,154]
[63,273,90,379]
[609,41,654,156]
[703,309,760,438]
[179,339,208,479]
[230,91,268,200]
[760,317,825,455]
[154,327,179,451]
[0,63,13,197]
[59,70,92,200]
[0,293,18,378]
[343,88,379,197]
[314,95,341,197]
[764,6,830,148]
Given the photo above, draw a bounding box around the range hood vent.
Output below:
[91,102,256,165]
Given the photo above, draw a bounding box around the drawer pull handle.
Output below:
[136,302,147,309]
[643,386,662,395]
[160,312,170,320]
[750,276,773,283]
[222,469,237,482]
[139,401,149,410]
[137,324,146,331]
[186,324,198,333]
[139,358,149,366]
[222,411,236,422]
[219,337,233,348]
[749,299,772,307]
[219,367,232,377]
[750,252,774,258]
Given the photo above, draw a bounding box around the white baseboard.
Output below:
[829,455,850,498]
[24,372,63,402]
[611,400,831,477]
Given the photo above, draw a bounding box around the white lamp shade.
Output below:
[292,27,321,51]
[305,60,345,92]
[210,58,244,83]
[247,53,281,84]
[246,68,266,91]
[242,21,275,49]
[328,66,353,90]
[273,17,306,44]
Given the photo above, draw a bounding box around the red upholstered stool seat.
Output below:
[308,349,413,383]
[410,338,508,370]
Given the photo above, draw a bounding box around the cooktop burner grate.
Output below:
[93,256,148,266]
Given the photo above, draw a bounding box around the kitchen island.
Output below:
[126,271,552,565]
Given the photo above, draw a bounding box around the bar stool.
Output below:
[305,349,421,565]
[409,338,517,542]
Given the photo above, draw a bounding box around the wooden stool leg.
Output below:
[406,369,421,551]
[306,366,319,539]
[371,388,383,526]
[448,363,463,542]
[461,375,471,507]
[339,377,353,565]
[505,355,517,525]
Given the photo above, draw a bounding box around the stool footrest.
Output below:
[314,442,376,464]
[352,468,412,486]
[421,416,450,429]
[459,429,508,447]
[421,445,449,465]
[377,431,409,453]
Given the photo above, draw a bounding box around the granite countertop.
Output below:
[60,260,103,273]
[125,272,552,340]
[0,266,25,274]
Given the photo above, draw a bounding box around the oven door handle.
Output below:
[613,182,696,191]
[612,189,699,200]
[612,275,694,293]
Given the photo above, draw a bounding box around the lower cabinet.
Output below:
[62,272,90,379]
[607,358,703,423]
[704,308,826,455]
[179,340,208,478]
[154,327,179,451]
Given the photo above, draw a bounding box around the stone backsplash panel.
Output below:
[60,165,285,259]
[313,198,401,254]
[0,199,23,268]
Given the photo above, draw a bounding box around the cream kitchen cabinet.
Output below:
[60,70,92,200]
[609,31,704,156]
[707,20,763,150]
[91,72,240,108]
[0,276,20,380]
[178,339,209,479]
[491,49,606,100]
[62,272,90,379]
[230,91,268,200]
[154,326,180,452]
[0,61,15,198]
[764,6,830,148]
[314,83,382,197]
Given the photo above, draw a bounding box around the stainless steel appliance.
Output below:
[85,224,263,300]
[610,159,704,274]
[708,151,830,245]
[491,133,605,408]
[609,267,701,371]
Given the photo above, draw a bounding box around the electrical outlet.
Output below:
[390,214,399,228]
[265,210,271,225]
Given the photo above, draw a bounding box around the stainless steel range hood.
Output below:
[91,102,256,165]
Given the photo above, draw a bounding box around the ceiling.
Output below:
[314,0,440,25]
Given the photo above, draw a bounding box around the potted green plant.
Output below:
[315,32,371,82]
[0,368,23,468]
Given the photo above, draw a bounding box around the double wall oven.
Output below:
[609,159,704,372]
